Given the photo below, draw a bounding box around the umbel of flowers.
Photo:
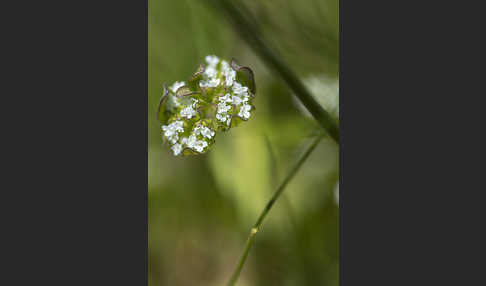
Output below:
[157,55,256,156]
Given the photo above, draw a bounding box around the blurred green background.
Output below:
[149,0,339,285]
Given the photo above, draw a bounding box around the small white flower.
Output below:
[180,106,197,119]
[192,140,208,153]
[182,134,208,153]
[162,120,184,133]
[238,104,251,119]
[232,96,243,105]
[221,60,229,71]
[217,102,231,114]
[232,94,249,106]
[205,55,220,66]
[173,121,184,132]
[170,81,185,93]
[204,65,218,78]
[162,125,170,131]
[199,77,220,88]
[225,74,235,87]
[194,126,215,139]
[180,137,188,146]
[216,113,229,123]
[232,82,248,96]
[171,143,182,156]
[183,134,197,149]
[219,93,233,103]
[221,61,236,87]
[162,120,184,143]
[201,128,215,139]
[191,98,199,108]
[161,131,179,145]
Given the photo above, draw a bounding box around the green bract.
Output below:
[157,55,256,156]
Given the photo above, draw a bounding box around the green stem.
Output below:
[205,0,339,143]
[227,134,324,286]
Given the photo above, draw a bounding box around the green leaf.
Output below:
[231,58,256,94]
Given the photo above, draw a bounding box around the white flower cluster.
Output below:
[221,60,236,87]
[170,125,215,156]
[216,97,232,125]
[162,113,215,156]
[161,120,184,145]
[215,81,252,125]
[232,82,252,120]
[199,55,237,89]
[200,55,221,88]
[160,55,255,156]
[180,98,198,119]
[239,104,251,119]
[180,106,196,119]
[194,125,215,139]
[181,135,207,153]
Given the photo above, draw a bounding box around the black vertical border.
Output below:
[3,0,148,284]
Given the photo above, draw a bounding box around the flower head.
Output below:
[157,56,256,156]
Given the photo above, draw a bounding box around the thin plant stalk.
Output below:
[205,0,339,143]
[264,134,299,234]
[227,134,324,286]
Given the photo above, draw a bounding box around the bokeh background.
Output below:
[149,0,339,285]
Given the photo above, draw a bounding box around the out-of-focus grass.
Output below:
[149,0,338,285]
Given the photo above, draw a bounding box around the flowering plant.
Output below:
[157,55,256,156]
